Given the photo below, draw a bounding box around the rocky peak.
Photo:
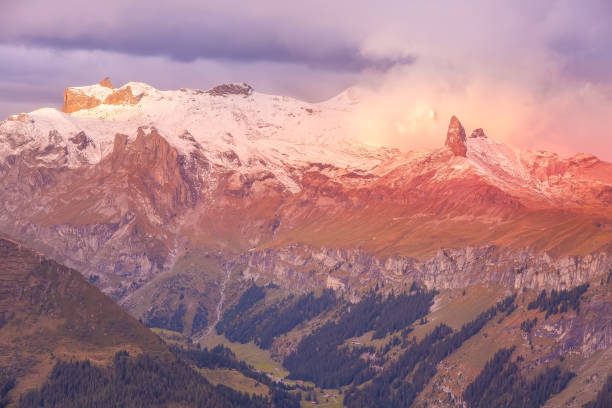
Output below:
[68,131,94,151]
[6,113,31,123]
[62,88,102,114]
[445,116,467,157]
[99,77,114,89]
[207,83,254,97]
[106,127,197,215]
[469,128,487,139]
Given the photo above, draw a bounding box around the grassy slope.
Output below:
[266,208,612,258]
[200,332,288,378]
[197,367,270,397]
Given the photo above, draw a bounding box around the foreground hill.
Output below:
[0,235,167,399]
[0,235,289,407]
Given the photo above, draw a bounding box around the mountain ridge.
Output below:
[0,78,611,337]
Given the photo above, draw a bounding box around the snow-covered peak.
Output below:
[320,87,365,111]
[65,80,389,167]
[1,80,397,192]
[3,80,609,205]
[467,135,531,181]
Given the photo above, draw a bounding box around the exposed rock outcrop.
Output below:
[68,131,94,151]
[99,77,114,89]
[62,82,142,113]
[6,113,31,122]
[470,128,487,138]
[207,83,253,97]
[238,243,612,293]
[62,88,103,114]
[105,127,199,217]
[103,86,142,106]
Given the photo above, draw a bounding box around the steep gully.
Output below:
[198,259,233,341]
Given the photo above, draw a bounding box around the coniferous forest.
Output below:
[173,344,300,408]
[463,347,575,408]
[217,288,338,348]
[0,374,14,408]
[18,351,269,408]
[17,347,304,408]
[343,295,518,408]
[527,283,589,318]
[284,289,437,389]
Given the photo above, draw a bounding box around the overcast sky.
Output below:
[1,1,612,159]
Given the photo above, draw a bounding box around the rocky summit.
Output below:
[1,79,611,407]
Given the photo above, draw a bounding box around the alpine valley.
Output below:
[0,78,611,407]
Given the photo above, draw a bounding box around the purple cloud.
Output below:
[0,0,415,71]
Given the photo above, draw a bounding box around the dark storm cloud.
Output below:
[0,0,415,72]
[13,33,414,71]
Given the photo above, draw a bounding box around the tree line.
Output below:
[173,344,301,408]
[215,284,267,336]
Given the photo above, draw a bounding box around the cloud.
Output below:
[0,0,415,71]
[0,44,362,118]
[345,58,612,161]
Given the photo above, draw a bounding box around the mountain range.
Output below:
[0,78,611,407]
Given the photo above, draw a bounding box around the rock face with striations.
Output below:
[445,116,468,157]
[105,127,198,216]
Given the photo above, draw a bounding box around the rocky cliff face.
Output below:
[238,243,612,293]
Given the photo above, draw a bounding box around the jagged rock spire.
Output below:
[445,116,467,157]
[470,128,487,139]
